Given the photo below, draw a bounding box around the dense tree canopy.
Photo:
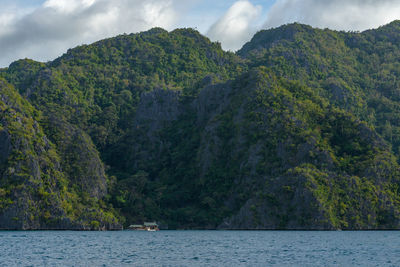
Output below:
[1,22,400,229]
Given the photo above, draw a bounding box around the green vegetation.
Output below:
[0,79,120,229]
[1,23,400,229]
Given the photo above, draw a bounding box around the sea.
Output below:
[0,230,399,266]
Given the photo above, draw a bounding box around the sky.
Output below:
[0,0,400,67]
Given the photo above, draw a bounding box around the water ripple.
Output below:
[0,231,399,266]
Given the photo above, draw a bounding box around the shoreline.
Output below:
[0,228,399,231]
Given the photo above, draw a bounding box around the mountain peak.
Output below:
[381,20,400,29]
[139,27,168,37]
[237,22,315,57]
[362,20,400,42]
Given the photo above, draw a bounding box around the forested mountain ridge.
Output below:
[0,22,400,229]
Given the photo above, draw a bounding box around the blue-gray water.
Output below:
[1,231,399,266]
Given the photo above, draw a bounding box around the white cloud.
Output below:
[2,0,400,67]
[43,0,96,14]
[0,13,15,32]
[207,1,262,51]
[0,0,183,67]
[264,0,400,31]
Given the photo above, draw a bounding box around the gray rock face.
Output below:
[120,88,182,171]
[195,82,232,125]
[0,79,120,230]
[218,178,330,230]
[0,130,11,166]
[134,88,181,138]
[47,115,108,199]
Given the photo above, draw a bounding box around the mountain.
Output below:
[1,22,400,229]
[0,78,120,229]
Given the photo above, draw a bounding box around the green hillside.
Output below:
[0,79,120,229]
[1,22,400,229]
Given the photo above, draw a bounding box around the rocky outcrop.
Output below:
[134,88,181,139]
[2,24,400,230]
[0,79,121,230]
[0,130,11,166]
[46,115,108,199]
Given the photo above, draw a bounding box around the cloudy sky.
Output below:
[0,0,399,67]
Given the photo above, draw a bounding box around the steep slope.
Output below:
[1,28,242,229]
[217,69,400,229]
[239,21,400,156]
[109,67,400,229]
[0,79,120,229]
[1,24,400,229]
